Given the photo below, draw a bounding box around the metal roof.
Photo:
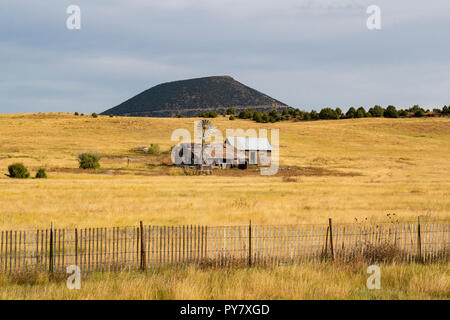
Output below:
[225,137,273,151]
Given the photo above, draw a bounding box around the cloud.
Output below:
[1,0,450,113]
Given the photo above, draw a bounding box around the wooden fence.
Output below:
[0,219,448,274]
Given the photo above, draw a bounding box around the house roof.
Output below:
[225,137,272,151]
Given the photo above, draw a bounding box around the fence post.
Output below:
[140,221,146,271]
[75,228,78,268]
[328,218,334,261]
[49,222,54,273]
[417,216,422,263]
[248,220,252,267]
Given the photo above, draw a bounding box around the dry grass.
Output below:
[0,113,448,229]
[0,262,448,300]
[0,113,449,299]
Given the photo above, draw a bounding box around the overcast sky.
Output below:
[1,0,450,114]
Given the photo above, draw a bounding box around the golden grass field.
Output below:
[0,113,448,229]
[0,113,448,300]
[0,263,448,300]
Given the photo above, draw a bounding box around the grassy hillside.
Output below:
[0,113,448,229]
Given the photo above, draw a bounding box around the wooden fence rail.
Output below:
[0,219,448,274]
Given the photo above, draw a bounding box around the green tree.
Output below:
[414,109,425,117]
[319,108,338,120]
[384,105,399,118]
[356,107,366,118]
[369,105,384,117]
[346,107,356,118]
[398,109,408,117]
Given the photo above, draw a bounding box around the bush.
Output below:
[176,114,183,118]
[35,168,47,179]
[148,144,161,155]
[78,153,101,169]
[226,108,235,115]
[109,114,114,118]
[229,115,235,120]
[8,163,30,179]
[384,105,399,118]
[74,112,79,116]
[238,109,254,119]
[92,113,98,118]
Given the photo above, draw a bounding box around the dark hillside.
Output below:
[101,76,289,117]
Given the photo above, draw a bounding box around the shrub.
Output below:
[226,108,235,115]
[35,168,47,179]
[109,114,114,118]
[238,109,254,119]
[148,144,161,155]
[384,105,399,118]
[92,113,98,118]
[8,163,30,179]
[229,115,235,120]
[78,153,101,169]
[176,114,183,118]
[74,112,79,116]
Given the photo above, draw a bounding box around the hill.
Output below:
[101,76,289,117]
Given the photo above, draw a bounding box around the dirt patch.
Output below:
[49,163,360,178]
[212,166,361,177]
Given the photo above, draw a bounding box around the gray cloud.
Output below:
[1,0,450,113]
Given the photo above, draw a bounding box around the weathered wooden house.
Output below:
[225,137,272,168]
[172,137,272,169]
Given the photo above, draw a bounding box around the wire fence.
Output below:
[0,219,448,274]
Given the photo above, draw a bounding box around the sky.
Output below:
[1,0,450,114]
